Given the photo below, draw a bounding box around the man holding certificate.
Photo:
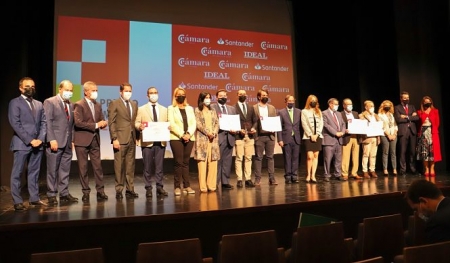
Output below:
[135,87,169,198]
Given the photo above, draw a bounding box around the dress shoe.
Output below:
[323,177,330,182]
[47,196,58,205]
[269,179,278,185]
[146,189,153,198]
[82,194,90,202]
[363,172,371,179]
[14,203,26,211]
[157,188,168,196]
[245,180,255,188]
[370,171,378,178]
[400,171,407,176]
[29,200,48,206]
[126,190,139,198]
[60,194,78,202]
[383,170,389,176]
[349,174,362,179]
[237,180,243,188]
[97,192,108,200]
[285,179,292,184]
[222,184,234,190]
[254,179,261,186]
[339,176,348,181]
[116,192,123,199]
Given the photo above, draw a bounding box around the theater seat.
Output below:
[30,247,104,263]
[393,240,450,263]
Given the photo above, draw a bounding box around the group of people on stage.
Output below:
[8,76,442,210]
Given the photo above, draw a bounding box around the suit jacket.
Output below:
[426,197,450,243]
[43,95,74,148]
[168,105,196,141]
[107,98,138,144]
[253,103,278,141]
[234,101,257,139]
[394,103,419,136]
[341,110,361,145]
[322,109,346,146]
[8,95,46,151]
[211,103,236,146]
[194,107,220,161]
[276,107,301,145]
[301,108,323,139]
[73,98,105,147]
[135,102,168,147]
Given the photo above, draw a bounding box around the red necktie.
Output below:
[404,105,408,114]
[64,101,69,121]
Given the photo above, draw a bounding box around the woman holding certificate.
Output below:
[168,87,197,196]
[301,95,323,183]
[378,100,398,176]
[359,100,381,179]
[194,92,220,193]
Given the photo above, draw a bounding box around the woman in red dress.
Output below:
[416,96,441,176]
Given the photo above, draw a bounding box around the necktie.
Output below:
[333,112,339,128]
[221,105,227,114]
[64,101,70,121]
[404,105,408,115]
[26,97,36,118]
[289,109,294,135]
[126,101,131,117]
[89,101,95,120]
[242,103,247,116]
[152,104,158,122]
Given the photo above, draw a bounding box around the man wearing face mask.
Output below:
[43,79,78,204]
[73,81,108,202]
[8,77,47,210]
[234,90,257,188]
[211,89,237,190]
[277,95,302,184]
[340,98,362,180]
[108,83,139,199]
[394,91,419,176]
[253,89,278,186]
[406,179,450,244]
[322,98,346,181]
[135,87,169,198]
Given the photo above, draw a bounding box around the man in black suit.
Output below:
[73,81,109,202]
[394,91,419,175]
[406,179,450,244]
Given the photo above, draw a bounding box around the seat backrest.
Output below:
[136,238,204,263]
[218,230,280,263]
[291,221,351,263]
[405,212,427,246]
[30,247,104,263]
[402,240,450,263]
[359,213,405,262]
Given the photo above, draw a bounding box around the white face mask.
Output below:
[204,98,211,106]
[122,91,132,101]
[90,91,98,100]
[149,94,158,103]
[369,107,375,113]
[333,105,339,112]
[346,105,353,111]
[62,91,73,100]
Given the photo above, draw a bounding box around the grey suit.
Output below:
[43,94,74,197]
[277,107,302,181]
[322,109,346,178]
[211,103,236,185]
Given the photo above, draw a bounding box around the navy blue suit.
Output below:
[8,95,46,204]
[277,107,302,181]
[426,197,450,243]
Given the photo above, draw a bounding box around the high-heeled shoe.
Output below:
[424,172,430,177]
[311,176,317,183]
[383,170,389,176]
[305,175,311,183]
[430,173,436,177]
[393,170,397,176]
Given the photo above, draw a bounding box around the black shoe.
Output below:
[237,180,243,188]
[323,177,330,182]
[97,192,108,200]
[269,179,278,185]
[82,194,90,202]
[146,189,153,198]
[29,200,48,206]
[14,203,27,211]
[157,188,168,196]
[60,194,78,203]
[400,171,407,176]
[222,184,234,190]
[285,179,292,184]
[292,179,299,183]
[125,190,139,198]
[245,180,255,188]
[47,196,58,205]
[116,192,123,199]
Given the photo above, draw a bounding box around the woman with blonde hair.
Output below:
[378,100,398,176]
[359,100,381,178]
[301,95,323,183]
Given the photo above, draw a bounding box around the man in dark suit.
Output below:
[340,98,362,179]
[253,89,278,186]
[73,81,108,202]
[107,82,138,199]
[8,77,47,210]
[406,179,450,244]
[43,80,78,205]
[211,89,236,190]
[322,98,346,182]
[394,91,419,176]
[234,89,257,188]
[277,95,301,184]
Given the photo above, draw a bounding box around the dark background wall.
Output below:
[1,0,449,187]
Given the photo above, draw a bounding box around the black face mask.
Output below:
[238,96,246,103]
[260,97,269,104]
[287,103,294,109]
[423,103,432,108]
[402,99,409,105]
[310,101,317,108]
[383,106,391,112]
[218,98,227,105]
[176,96,186,104]
[23,87,36,98]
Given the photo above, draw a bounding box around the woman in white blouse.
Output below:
[378,100,398,176]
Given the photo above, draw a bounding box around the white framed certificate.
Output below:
[142,122,170,142]
[347,119,368,134]
[219,114,241,131]
[261,116,282,132]
[366,121,385,137]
